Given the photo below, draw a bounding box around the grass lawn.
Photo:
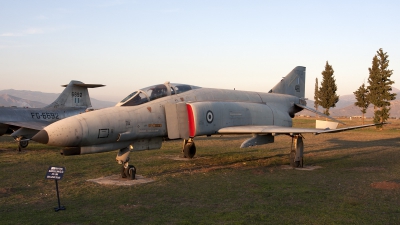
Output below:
[1,118,400,224]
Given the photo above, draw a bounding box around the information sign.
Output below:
[46,166,65,180]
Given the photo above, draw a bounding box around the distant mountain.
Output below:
[0,94,47,108]
[0,89,115,109]
[301,87,400,118]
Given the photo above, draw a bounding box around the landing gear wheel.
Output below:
[183,142,196,158]
[297,158,303,168]
[121,165,136,179]
[16,137,29,152]
[19,139,29,148]
[127,165,136,180]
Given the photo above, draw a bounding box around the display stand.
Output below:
[45,166,66,212]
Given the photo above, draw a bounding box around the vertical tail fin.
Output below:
[269,66,306,99]
[44,80,105,109]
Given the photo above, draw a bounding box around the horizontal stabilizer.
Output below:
[46,80,105,109]
[61,83,105,88]
[295,103,345,125]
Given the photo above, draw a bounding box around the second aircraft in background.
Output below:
[0,80,104,150]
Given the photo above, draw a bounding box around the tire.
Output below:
[292,157,303,168]
[183,142,196,158]
[289,150,296,167]
[19,140,29,148]
[298,157,304,168]
[128,165,136,180]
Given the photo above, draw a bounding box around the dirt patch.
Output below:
[371,181,400,190]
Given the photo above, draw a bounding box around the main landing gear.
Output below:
[16,136,29,152]
[183,138,196,158]
[289,135,304,168]
[116,146,136,180]
[181,136,304,168]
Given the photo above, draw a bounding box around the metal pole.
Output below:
[55,180,61,208]
[54,180,65,212]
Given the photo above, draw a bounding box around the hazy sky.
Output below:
[1,1,399,102]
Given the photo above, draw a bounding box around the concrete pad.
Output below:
[281,165,322,171]
[87,174,155,186]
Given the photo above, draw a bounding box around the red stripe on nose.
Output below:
[186,104,195,137]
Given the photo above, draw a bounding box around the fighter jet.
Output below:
[0,80,104,150]
[32,67,379,179]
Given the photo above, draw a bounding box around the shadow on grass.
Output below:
[150,153,289,176]
[313,137,400,153]
[305,137,400,166]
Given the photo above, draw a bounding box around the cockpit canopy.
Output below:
[116,82,201,107]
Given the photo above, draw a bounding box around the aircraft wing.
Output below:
[1,120,51,131]
[217,123,379,135]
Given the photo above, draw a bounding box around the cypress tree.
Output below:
[353,83,370,125]
[314,77,319,117]
[318,61,339,116]
[367,48,396,128]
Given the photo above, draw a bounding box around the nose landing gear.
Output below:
[116,146,136,180]
[16,136,29,152]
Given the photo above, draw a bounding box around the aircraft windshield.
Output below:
[119,91,149,106]
[117,83,200,107]
[119,91,137,103]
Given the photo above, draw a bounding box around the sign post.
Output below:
[45,166,66,212]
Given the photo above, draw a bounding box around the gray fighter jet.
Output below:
[0,80,104,150]
[32,67,379,179]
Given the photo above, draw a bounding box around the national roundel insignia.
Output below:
[206,110,214,123]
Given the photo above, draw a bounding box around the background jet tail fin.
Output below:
[44,80,105,109]
[269,66,306,99]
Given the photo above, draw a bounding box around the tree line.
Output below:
[314,48,395,127]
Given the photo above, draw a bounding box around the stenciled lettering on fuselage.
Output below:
[30,112,60,120]
[148,124,162,127]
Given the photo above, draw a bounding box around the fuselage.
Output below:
[35,86,302,149]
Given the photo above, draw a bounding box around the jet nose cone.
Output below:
[32,130,49,144]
